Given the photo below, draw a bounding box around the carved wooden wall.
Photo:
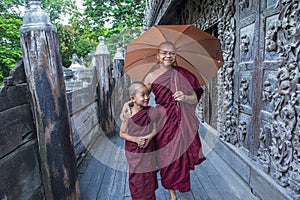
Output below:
[194,0,299,197]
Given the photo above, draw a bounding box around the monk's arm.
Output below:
[142,123,158,148]
[183,90,198,104]
[119,119,145,145]
[174,90,198,104]
[144,122,157,141]
[119,101,134,121]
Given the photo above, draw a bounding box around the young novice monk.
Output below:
[119,82,159,200]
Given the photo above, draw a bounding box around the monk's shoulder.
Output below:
[144,71,156,84]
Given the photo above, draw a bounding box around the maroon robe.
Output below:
[151,66,206,192]
[125,107,158,200]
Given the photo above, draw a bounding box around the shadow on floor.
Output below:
[78,133,258,200]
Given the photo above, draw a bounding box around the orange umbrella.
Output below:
[124,25,224,86]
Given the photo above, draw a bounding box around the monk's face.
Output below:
[157,43,176,67]
[132,86,150,108]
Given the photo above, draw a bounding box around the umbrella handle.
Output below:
[174,70,180,112]
[175,70,178,92]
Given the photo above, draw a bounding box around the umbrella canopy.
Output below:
[124,25,224,86]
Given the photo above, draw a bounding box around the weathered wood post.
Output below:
[94,36,116,136]
[112,45,131,123]
[19,1,79,199]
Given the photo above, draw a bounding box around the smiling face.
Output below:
[131,85,150,108]
[157,42,177,68]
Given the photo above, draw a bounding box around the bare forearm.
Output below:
[182,93,198,104]
[119,131,138,143]
[174,90,198,104]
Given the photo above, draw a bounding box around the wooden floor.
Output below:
[78,133,259,200]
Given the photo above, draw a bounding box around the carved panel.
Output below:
[264,15,280,61]
[261,71,277,114]
[240,24,255,62]
[238,0,258,21]
[193,0,224,29]
[258,123,272,173]
[267,0,279,8]
[239,76,250,105]
[179,5,190,24]
[237,113,251,150]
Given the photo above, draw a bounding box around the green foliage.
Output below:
[42,0,77,23]
[0,0,145,86]
[0,0,25,14]
[0,13,22,83]
[56,24,101,67]
[104,26,143,56]
[83,0,145,29]
[83,0,145,55]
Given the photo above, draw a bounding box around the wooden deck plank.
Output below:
[109,169,127,200]
[80,135,113,199]
[78,134,258,200]
[194,164,226,200]
[79,158,104,197]
[155,175,170,200]
[205,151,257,200]
[95,135,121,200]
[177,190,195,200]
[124,172,132,198]
[200,159,239,200]
[96,145,125,200]
[189,169,210,200]
[80,160,107,199]
[96,166,116,199]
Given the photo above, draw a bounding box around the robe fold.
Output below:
[125,107,158,200]
[151,66,206,192]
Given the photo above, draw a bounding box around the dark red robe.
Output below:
[151,66,206,192]
[125,106,158,200]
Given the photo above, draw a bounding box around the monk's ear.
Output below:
[130,96,135,102]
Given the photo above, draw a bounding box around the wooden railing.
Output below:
[0,1,128,200]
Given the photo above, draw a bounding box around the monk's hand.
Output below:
[120,100,132,121]
[142,137,150,149]
[173,91,185,102]
[137,137,146,148]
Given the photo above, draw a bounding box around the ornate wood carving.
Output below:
[268,0,300,196]
[191,0,237,137]
[258,125,271,172]
[218,0,237,143]
[265,21,279,52]
[238,120,247,144]
[240,34,250,54]
[239,77,249,104]
[194,0,224,30]
[239,0,249,10]
[262,81,274,102]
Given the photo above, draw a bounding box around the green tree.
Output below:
[56,24,103,67]
[0,13,22,84]
[0,0,146,86]
[84,0,145,29]
[0,0,75,85]
[83,0,145,54]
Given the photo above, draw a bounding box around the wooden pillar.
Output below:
[94,36,116,136]
[19,1,79,199]
[112,45,131,124]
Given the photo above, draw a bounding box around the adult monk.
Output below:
[122,41,206,200]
